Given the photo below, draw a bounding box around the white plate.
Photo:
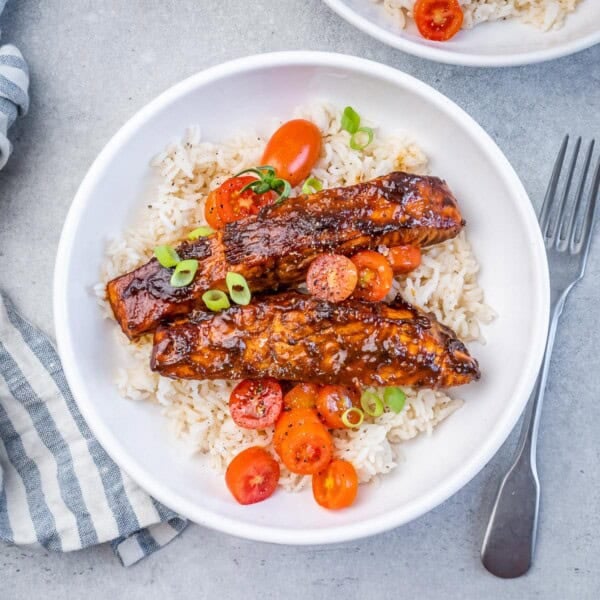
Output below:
[54,52,549,544]
[323,0,600,66]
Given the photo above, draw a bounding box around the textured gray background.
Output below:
[1,1,599,598]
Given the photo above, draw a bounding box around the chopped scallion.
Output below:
[226,272,251,306]
[188,226,215,240]
[360,391,384,418]
[341,407,364,429]
[170,259,198,288]
[302,176,323,195]
[384,387,406,414]
[202,289,231,312]
[341,106,360,134]
[154,245,180,268]
[350,127,374,151]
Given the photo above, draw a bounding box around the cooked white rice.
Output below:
[376,0,582,32]
[96,102,495,491]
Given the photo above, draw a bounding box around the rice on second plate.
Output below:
[376,0,582,32]
[97,102,495,491]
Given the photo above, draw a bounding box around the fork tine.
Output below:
[574,152,600,259]
[561,140,594,243]
[547,136,581,241]
[539,135,569,233]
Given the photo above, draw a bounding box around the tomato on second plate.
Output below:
[306,254,358,303]
[316,385,359,429]
[225,446,280,505]
[312,459,359,510]
[204,188,224,229]
[283,383,321,411]
[210,175,277,226]
[413,0,464,42]
[387,245,422,274]
[262,119,322,187]
[229,378,283,429]
[351,250,394,302]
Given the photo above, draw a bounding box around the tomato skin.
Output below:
[277,421,334,475]
[274,408,322,453]
[306,254,358,303]
[214,176,277,225]
[283,383,321,411]
[351,250,394,302]
[262,119,322,187]
[316,385,359,429]
[204,189,224,229]
[413,0,464,42]
[312,459,359,510]
[225,447,280,505]
[387,245,422,274]
[229,378,283,429]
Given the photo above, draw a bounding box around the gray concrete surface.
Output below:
[1,1,599,598]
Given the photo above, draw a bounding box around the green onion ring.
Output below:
[384,387,406,414]
[302,176,323,195]
[154,245,180,268]
[360,391,384,418]
[202,289,231,312]
[341,407,364,429]
[188,226,215,240]
[341,106,360,134]
[226,272,251,306]
[170,259,198,288]
[349,127,374,151]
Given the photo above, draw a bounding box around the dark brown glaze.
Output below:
[107,171,465,339]
[151,292,480,389]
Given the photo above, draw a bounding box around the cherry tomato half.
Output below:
[229,378,283,429]
[312,459,359,510]
[306,254,358,303]
[277,422,334,475]
[351,250,394,302]
[273,408,322,454]
[387,245,422,274]
[204,188,224,229]
[225,447,280,505]
[283,383,321,411]
[261,119,322,187]
[413,0,464,42]
[213,176,277,226]
[316,385,359,429]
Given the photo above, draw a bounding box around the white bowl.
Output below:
[323,0,600,67]
[54,52,549,544]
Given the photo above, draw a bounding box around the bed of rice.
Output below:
[96,102,495,492]
[376,0,582,32]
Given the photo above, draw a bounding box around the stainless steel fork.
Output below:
[481,136,600,579]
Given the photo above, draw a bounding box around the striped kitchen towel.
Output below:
[0,291,188,565]
[0,0,29,169]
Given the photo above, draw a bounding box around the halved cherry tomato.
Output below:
[306,254,358,303]
[261,119,322,187]
[213,176,277,225]
[229,378,283,429]
[351,250,394,302]
[283,383,321,411]
[225,446,280,505]
[388,245,422,274]
[277,419,334,475]
[273,408,322,453]
[316,385,359,429]
[312,459,359,510]
[204,188,224,229]
[413,0,464,42]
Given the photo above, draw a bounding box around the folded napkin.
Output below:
[0,0,29,169]
[0,292,187,565]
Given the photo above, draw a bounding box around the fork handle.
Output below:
[481,288,566,578]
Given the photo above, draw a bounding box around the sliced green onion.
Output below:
[188,226,215,240]
[384,387,406,414]
[360,391,384,418]
[202,289,230,312]
[341,407,364,429]
[170,259,198,288]
[154,245,180,268]
[302,176,323,195]
[341,106,360,134]
[226,272,251,306]
[350,127,374,151]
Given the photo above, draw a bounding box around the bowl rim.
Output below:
[54,51,550,545]
[322,0,600,67]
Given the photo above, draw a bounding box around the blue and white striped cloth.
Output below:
[0,0,29,169]
[0,293,188,565]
